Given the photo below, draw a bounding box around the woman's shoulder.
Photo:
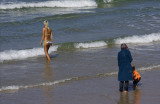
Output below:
[118,50,124,56]
[118,50,122,54]
[43,27,46,30]
[119,49,125,52]
[43,27,51,31]
[124,49,130,53]
[119,49,131,55]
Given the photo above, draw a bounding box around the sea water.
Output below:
[0,0,160,101]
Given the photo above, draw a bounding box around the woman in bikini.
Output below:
[40,20,53,61]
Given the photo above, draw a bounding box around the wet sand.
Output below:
[1,69,160,104]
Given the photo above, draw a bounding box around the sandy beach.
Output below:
[1,68,160,104]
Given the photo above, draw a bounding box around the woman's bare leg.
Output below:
[44,44,51,61]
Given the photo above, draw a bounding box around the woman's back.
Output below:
[44,27,51,41]
[118,49,132,66]
[118,49,133,81]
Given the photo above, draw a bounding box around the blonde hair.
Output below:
[43,20,49,26]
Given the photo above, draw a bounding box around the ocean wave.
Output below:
[0,71,117,92]
[103,0,113,3]
[138,65,160,71]
[0,0,97,10]
[75,41,107,48]
[1,64,160,93]
[0,78,72,92]
[0,46,58,62]
[74,33,160,49]
[114,33,160,44]
[0,41,107,62]
[0,33,160,62]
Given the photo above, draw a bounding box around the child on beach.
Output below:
[132,66,141,89]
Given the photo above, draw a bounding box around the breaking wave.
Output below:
[0,33,160,62]
[0,46,58,62]
[114,33,160,44]
[75,41,107,48]
[0,0,97,9]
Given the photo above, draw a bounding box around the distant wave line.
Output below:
[0,71,119,93]
[0,0,97,9]
[114,33,160,44]
[0,64,160,93]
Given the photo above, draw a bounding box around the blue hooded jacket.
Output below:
[118,49,133,81]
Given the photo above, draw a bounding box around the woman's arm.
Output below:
[40,28,45,45]
[51,29,53,45]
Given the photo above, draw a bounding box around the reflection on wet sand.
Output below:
[43,61,54,104]
[117,92,129,104]
[117,89,141,104]
[133,89,141,104]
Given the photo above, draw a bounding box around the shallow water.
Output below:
[0,0,160,103]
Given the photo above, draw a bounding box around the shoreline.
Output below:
[1,69,160,104]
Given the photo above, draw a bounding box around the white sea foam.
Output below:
[115,33,160,44]
[105,71,118,75]
[137,65,160,71]
[103,0,113,3]
[75,41,107,48]
[103,65,160,76]
[0,46,58,62]
[0,86,20,92]
[0,78,72,92]
[1,64,160,92]
[0,0,97,9]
